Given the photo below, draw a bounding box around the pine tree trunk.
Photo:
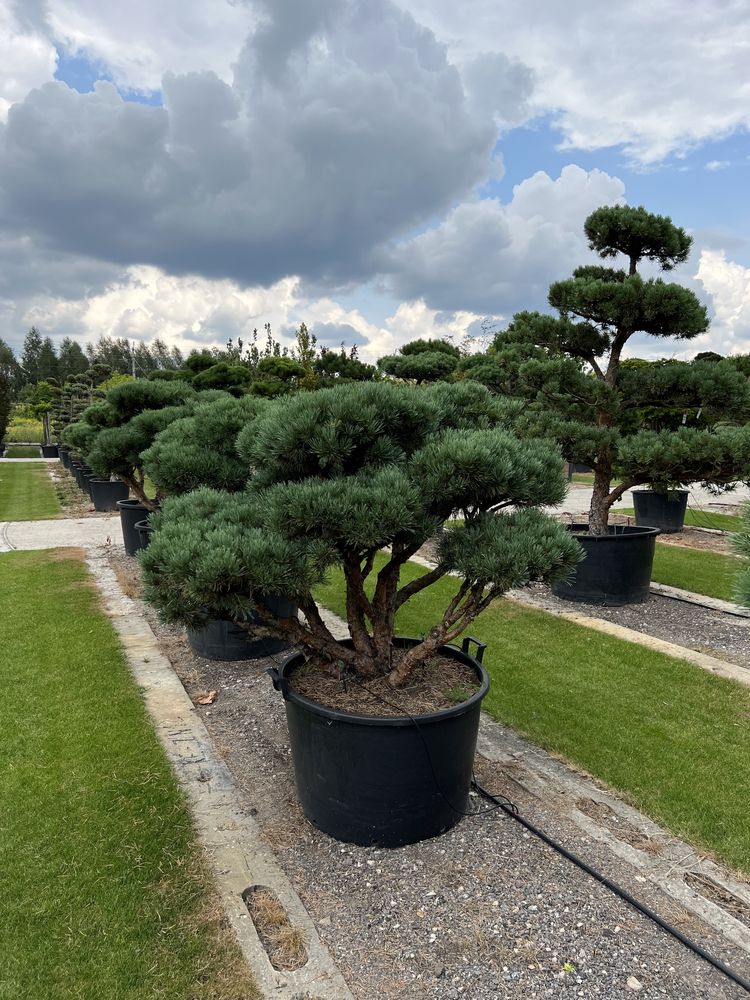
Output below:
[589,465,611,536]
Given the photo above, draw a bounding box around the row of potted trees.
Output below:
[55,205,750,847]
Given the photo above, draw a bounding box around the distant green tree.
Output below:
[37,337,59,382]
[20,327,44,384]
[0,339,22,391]
[314,346,379,383]
[378,338,460,384]
[0,372,11,443]
[58,338,89,381]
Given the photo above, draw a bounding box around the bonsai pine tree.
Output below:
[490,205,750,534]
[142,395,267,495]
[65,379,199,508]
[378,338,460,384]
[140,381,581,685]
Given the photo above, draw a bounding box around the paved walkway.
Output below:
[560,482,750,517]
[0,515,120,552]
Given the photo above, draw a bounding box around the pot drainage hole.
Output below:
[243,885,308,971]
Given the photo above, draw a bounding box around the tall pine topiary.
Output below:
[485,205,750,534]
[140,380,581,685]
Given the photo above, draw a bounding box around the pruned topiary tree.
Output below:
[140,380,581,685]
[142,394,267,496]
[484,206,750,534]
[378,338,460,384]
[63,379,200,508]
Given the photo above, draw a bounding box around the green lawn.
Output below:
[4,446,41,458]
[0,462,61,520]
[571,472,621,486]
[314,554,750,873]
[0,550,259,1000]
[652,544,741,602]
[617,507,742,532]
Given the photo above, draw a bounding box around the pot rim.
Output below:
[632,488,689,497]
[116,497,148,510]
[566,521,661,541]
[276,636,490,727]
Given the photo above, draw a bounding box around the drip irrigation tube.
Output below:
[471,779,750,995]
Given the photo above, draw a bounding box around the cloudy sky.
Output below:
[1,0,749,362]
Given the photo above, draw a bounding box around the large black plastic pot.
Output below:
[90,478,129,512]
[553,523,660,605]
[134,518,153,550]
[632,490,688,534]
[41,444,59,458]
[59,448,71,469]
[187,595,297,661]
[269,636,490,848]
[117,498,150,556]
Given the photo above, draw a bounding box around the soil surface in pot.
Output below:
[290,653,480,716]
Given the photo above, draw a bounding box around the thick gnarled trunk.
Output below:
[588,464,612,536]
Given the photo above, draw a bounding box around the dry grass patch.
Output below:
[243,886,308,970]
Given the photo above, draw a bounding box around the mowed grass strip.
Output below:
[0,462,61,520]
[617,507,742,532]
[652,544,741,602]
[314,554,750,873]
[4,446,41,458]
[0,550,259,1000]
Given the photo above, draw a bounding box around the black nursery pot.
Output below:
[117,498,150,556]
[72,463,90,491]
[90,478,129,512]
[41,444,59,458]
[187,595,297,661]
[269,636,490,848]
[553,522,660,606]
[632,490,689,534]
[134,518,153,550]
[59,448,70,469]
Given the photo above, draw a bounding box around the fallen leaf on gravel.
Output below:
[196,690,218,705]
[626,976,643,991]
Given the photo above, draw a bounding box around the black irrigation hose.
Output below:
[471,779,750,996]
[325,662,750,993]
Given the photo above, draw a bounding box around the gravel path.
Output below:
[117,553,749,1000]
[521,585,750,669]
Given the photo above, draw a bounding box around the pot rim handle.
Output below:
[266,666,290,699]
[461,636,487,664]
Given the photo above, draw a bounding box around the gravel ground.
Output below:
[112,552,750,1000]
[521,584,750,669]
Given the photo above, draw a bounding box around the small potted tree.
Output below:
[488,205,750,603]
[141,381,580,846]
[140,394,296,660]
[69,380,198,549]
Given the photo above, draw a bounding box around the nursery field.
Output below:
[0,550,258,1000]
[0,462,60,520]
[315,555,750,873]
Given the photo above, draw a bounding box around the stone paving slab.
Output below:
[86,547,354,1000]
[0,515,120,552]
